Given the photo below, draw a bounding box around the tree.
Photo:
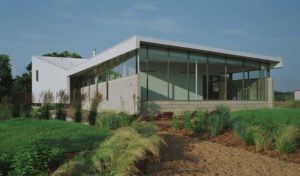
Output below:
[42,51,82,58]
[0,54,13,99]
[12,62,32,116]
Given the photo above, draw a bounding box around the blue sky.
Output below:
[0,0,299,91]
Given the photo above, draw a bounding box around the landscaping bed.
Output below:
[152,107,300,165]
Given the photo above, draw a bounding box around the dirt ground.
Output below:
[144,130,300,175]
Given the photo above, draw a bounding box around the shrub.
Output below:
[246,125,274,152]
[233,120,255,145]
[214,105,230,128]
[96,111,119,129]
[0,153,12,176]
[132,121,156,137]
[39,104,50,119]
[11,102,21,118]
[9,141,62,176]
[119,112,132,127]
[56,103,67,120]
[183,111,192,130]
[171,115,179,131]
[88,92,103,126]
[275,125,300,154]
[92,126,165,176]
[207,105,231,137]
[192,111,205,132]
[74,104,82,123]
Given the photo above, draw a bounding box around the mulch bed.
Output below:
[153,119,300,165]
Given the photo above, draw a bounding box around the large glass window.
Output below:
[227,59,244,100]
[148,47,169,100]
[189,53,207,100]
[169,50,188,100]
[108,51,136,80]
[207,56,226,100]
[244,61,260,100]
[139,48,148,101]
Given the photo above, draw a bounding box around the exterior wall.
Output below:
[32,57,69,103]
[295,91,300,100]
[81,74,139,114]
[141,77,274,114]
[267,77,274,108]
[141,101,270,114]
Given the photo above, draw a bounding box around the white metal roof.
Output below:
[65,35,283,76]
[35,56,87,70]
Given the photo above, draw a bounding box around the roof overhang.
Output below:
[68,35,283,76]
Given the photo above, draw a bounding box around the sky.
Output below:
[0,0,299,91]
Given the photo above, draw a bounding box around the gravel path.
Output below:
[145,133,300,176]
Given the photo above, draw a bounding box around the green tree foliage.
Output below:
[43,51,82,58]
[12,62,32,116]
[0,54,13,99]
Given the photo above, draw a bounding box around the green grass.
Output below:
[0,119,111,154]
[231,108,300,127]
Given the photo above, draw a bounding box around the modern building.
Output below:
[32,36,283,114]
[294,90,300,101]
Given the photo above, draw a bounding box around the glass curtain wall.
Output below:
[139,46,268,102]
[189,53,207,100]
[147,47,169,100]
[227,59,244,100]
[207,56,226,100]
[169,50,188,100]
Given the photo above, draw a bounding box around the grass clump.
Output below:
[92,124,165,176]
[96,111,133,129]
[171,115,179,131]
[275,125,300,154]
[183,111,192,130]
[207,105,230,137]
[88,92,103,126]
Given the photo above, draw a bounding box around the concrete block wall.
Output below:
[141,78,274,114]
[81,74,139,114]
[267,77,274,108]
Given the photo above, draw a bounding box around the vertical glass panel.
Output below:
[169,50,188,100]
[208,56,226,100]
[227,59,244,100]
[189,53,207,100]
[106,51,137,81]
[244,61,260,100]
[148,47,168,100]
[139,48,147,101]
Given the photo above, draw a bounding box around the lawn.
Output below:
[230,108,300,127]
[0,118,111,153]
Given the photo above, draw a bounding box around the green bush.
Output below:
[183,111,192,130]
[88,92,103,126]
[95,111,133,130]
[192,111,205,132]
[9,141,62,176]
[0,153,12,176]
[207,105,231,137]
[74,104,82,123]
[39,105,50,119]
[132,121,156,137]
[171,115,179,131]
[96,111,119,129]
[56,104,66,120]
[119,112,132,127]
[11,103,21,118]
